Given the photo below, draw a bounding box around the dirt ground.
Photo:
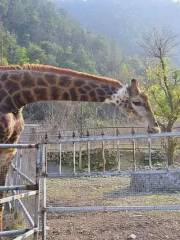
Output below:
[46,177,180,239]
[47,212,180,240]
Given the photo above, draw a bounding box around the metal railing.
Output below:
[1,131,180,239]
[44,131,180,240]
[45,131,180,177]
[0,143,40,239]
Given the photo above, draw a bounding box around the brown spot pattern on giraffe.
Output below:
[101,84,113,92]
[80,95,89,101]
[96,88,106,96]
[45,73,57,85]
[62,92,70,100]
[99,96,106,102]
[19,64,120,85]
[74,79,85,87]
[34,88,48,101]
[12,92,26,108]
[5,81,20,94]
[79,88,87,94]
[69,88,78,101]
[4,97,16,110]
[84,85,92,91]
[22,90,35,103]
[51,86,61,99]
[0,89,7,101]
[21,72,35,88]
[89,90,97,100]
[59,75,71,87]
[9,73,20,81]
[90,82,98,88]
[37,77,48,87]
[0,73,9,81]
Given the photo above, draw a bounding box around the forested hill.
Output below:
[0,0,124,77]
[56,0,180,60]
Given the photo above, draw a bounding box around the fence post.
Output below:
[87,142,91,174]
[117,140,121,172]
[132,139,136,171]
[18,149,22,185]
[73,142,76,174]
[33,144,41,240]
[79,145,82,170]
[102,141,106,172]
[59,143,62,175]
[148,138,152,169]
[58,132,62,175]
[131,128,136,171]
[41,144,47,240]
[166,137,169,169]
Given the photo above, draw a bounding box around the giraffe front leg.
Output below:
[0,198,3,231]
[0,149,17,231]
[0,166,9,232]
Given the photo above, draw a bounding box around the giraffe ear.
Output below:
[129,79,140,96]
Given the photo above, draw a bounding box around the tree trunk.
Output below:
[164,123,176,166]
[166,137,176,166]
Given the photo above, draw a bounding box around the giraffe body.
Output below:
[0,64,160,230]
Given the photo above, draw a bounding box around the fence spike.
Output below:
[58,132,61,139]
[116,128,119,136]
[44,133,48,143]
[87,130,90,137]
[131,127,135,135]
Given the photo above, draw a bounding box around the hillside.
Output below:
[0,0,124,76]
[56,0,180,63]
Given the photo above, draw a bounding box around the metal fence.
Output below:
[0,143,41,239]
[1,132,180,239]
[45,132,180,240]
[46,131,180,176]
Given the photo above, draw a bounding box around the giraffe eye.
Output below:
[132,101,143,106]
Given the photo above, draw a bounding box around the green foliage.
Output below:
[146,63,180,125]
[0,25,29,64]
[27,43,47,63]
[0,0,131,123]
[0,0,9,17]
[0,0,125,76]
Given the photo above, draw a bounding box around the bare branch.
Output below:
[140,28,179,59]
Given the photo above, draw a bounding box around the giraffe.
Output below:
[0,64,160,230]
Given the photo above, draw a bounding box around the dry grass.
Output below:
[47,176,180,207]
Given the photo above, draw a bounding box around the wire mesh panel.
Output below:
[2,132,180,239]
[1,144,39,238]
[45,133,180,240]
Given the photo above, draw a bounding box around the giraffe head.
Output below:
[106,79,160,134]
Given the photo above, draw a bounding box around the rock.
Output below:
[128,234,136,239]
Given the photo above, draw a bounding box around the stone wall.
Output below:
[130,170,180,193]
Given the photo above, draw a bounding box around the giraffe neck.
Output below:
[0,65,123,113]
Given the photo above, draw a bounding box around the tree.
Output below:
[141,29,180,165]
[27,43,47,63]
